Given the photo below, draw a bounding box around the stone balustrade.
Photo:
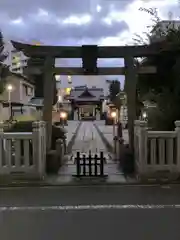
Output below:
[0,121,46,179]
[134,120,180,180]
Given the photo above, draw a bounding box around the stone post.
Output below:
[0,122,4,169]
[134,120,147,175]
[42,56,55,150]
[32,121,46,179]
[56,139,65,166]
[175,121,180,172]
[124,56,137,152]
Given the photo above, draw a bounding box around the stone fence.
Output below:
[0,121,47,179]
[134,120,180,180]
[0,121,66,180]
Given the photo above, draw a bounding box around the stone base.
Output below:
[0,173,45,182]
[46,150,61,174]
[137,171,180,183]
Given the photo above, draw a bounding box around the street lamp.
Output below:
[142,111,147,120]
[6,84,13,119]
[111,111,116,119]
[60,111,67,127]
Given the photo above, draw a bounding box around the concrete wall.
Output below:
[0,104,9,121]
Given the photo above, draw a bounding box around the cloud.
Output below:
[0,0,178,46]
[0,0,179,87]
[0,0,132,43]
[0,0,133,18]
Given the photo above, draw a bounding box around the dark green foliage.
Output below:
[109,80,121,102]
[0,31,8,63]
[5,120,66,150]
[0,31,9,93]
[136,8,180,130]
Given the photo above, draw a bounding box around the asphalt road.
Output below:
[1,185,180,240]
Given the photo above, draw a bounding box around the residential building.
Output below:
[0,72,35,120]
[10,49,28,73]
[4,41,28,74]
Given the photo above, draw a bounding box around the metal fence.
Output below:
[75,151,106,177]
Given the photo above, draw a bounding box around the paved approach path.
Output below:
[56,121,125,183]
[72,121,106,153]
[1,185,180,240]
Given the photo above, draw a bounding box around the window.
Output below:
[67,75,72,84]
[24,84,33,96]
[12,54,20,61]
[65,88,71,95]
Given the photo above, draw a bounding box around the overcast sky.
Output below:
[1,0,179,85]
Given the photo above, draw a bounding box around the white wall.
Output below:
[1,74,34,104]
[0,103,10,121]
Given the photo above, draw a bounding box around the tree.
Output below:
[136,7,180,130]
[109,80,121,103]
[0,31,9,93]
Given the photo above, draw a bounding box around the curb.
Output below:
[1,178,180,188]
[93,123,113,153]
[66,122,82,154]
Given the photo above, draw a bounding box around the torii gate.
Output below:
[11,41,168,152]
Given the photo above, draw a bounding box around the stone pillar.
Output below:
[100,102,103,120]
[32,121,46,179]
[134,120,147,175]
[56,139,65,166]
[42,56,55,150]
[124,56,137,152]
[96,110,100,120]
[74,109,78,120]
[78,107,80,120]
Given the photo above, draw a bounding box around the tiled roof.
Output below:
[68,87,104,101]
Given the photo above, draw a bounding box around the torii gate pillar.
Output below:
[124,56,137,152]
[43,56,55,150]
